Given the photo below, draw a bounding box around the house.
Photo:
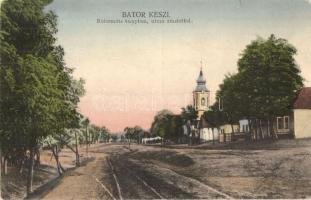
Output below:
[219,123,239,143]
[292,87,311,138]
[199,117,219,142]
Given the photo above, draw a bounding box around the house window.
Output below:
[277,116,290,131]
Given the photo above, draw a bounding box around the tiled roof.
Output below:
[293,87,311,109]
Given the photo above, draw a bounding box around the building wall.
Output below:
[239,119,249,132]
[193,91,209,119]
[294,109,311,138]
[219,124,239,134]
[200,128,219,141]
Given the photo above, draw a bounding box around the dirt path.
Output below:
[42,153,112,200]
[40,140,311,199]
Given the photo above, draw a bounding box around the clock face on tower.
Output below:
[201,98,205,106]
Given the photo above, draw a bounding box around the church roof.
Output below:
[194,68,209,92]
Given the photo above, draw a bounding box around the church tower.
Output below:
[193,67,210,119]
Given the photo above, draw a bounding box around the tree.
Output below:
[124,127,134,148]
[149,110,184,145]
[238,35,303,139]
[180,105,198,145]
[150,110,173,140]
[181,105,197,122]
[215,34,304,140]
[81,118,90,157]
[0,0,86,195]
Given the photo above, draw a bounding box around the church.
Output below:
[193,68,219,142]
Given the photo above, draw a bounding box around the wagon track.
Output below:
[108,147,233,199]
[108,156,165,199]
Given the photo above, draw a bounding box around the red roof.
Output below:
[293,87,311,109]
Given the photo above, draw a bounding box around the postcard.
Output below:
[1,0,311,199]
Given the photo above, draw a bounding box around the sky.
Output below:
[47,0,311,132]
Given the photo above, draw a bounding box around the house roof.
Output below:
[293,87,311,109]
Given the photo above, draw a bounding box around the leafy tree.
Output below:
[0,0,86,194]
[237,34,303,118]
[215,34,304,140]
[150,110,173,138]
[180,105,198,145]
[181,105,198,123]
[150,110,184,145]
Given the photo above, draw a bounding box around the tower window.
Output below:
[201,98,205,106]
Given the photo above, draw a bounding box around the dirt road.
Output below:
[41,140,311,199]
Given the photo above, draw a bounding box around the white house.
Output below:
[292,87,311,138]
[200,127,219,142]
[219,124,239,142]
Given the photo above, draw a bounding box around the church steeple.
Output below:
[193,66,210,119]
[195,68,208,92]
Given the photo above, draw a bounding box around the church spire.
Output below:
[198,59,204,81]
[200,59,203,71]
[195,64,208,92]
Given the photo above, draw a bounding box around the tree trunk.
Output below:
[0,148,2,200]
[35,147,40,168]
[254,119,258,141]
[247,119,252,141]
[51,145,63,176]
[267,118,271,138]
[74,130,80,166]
[2,157,7,175]
[86,125,89,158]
[27,147,35,195]
[224,132,226,143]
[198,127,201,145]
[270,117,278,139]
[230,124,235,142]
[19,159,24,174]
[259,119,264,139]
[212,128,215,145]
[189,131,193,146]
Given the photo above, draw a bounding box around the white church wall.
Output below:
[200,128,219,142]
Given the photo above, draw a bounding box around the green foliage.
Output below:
[203,106,227,128]
[124,126,144,143]
[237,34,303,117]
[215,34,304,124]
[150,110,183,141]
[181,105,197,123]
[0,0,86,171]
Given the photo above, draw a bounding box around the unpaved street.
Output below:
[42,140,311,199]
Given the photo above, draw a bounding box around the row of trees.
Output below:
[123,126,148,145]
[42,117,111,175]
[0,0,110,196]
[149,106,198,145]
